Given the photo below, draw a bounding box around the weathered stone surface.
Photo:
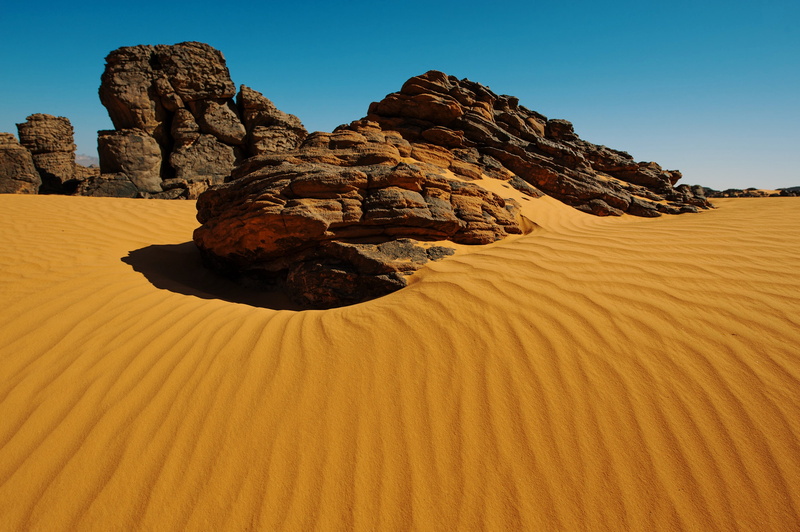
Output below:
[169,134,237,185]
[366,70,711,216]
[237,85,307,156]
[99,45,167,141]
[76,173,139,198]
[16,114,77,193]
[97,42,306,196]
[189,99,246,145]
[0,133,41,194]
[194,123,523,307]
[285,240,454,308]
[152,42,236,102]
[98,129,163,193]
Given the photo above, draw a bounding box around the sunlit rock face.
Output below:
[365,70,711,216]
[93,41,307,199]
[193,70,712,307]
[193,120,521,308]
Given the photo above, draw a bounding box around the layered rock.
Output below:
[194,122,522,307]
[0,133,41,194]
[94,42,307,199]
[195,70,721,307]
[16,114,78,193]
[365,71,711,216]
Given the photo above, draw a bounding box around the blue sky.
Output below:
[1,0,797,189]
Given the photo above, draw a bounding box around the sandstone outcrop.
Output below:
[0,133,41,194]
[95,42,307,199]
[194,121,521,307]
[16,114,78,193]
[365,71,711,216]
[194,70,720,307]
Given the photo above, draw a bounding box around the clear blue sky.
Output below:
[1,0,797,189]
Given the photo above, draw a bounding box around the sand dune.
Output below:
[0,193,799,531]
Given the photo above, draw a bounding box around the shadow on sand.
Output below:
[122,242,304,311]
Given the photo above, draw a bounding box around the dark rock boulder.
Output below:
[0,133,41,194]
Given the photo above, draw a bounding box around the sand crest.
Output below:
[0,193,798,530]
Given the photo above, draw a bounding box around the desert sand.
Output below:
[0,192,798,531]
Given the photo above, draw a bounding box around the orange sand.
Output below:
[0,193,798,531]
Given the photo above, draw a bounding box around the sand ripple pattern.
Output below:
[0,194,799,531]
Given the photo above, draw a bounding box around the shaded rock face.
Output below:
[194,121,521,307]
[0,133,41,194]
[16,114,78,193]
[366,70,711,216]
[95,42,307,199]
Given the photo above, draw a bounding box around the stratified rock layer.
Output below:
[194,121,521,307]
[195,71,718,307]
[366,71,711,216]
[95,42,307,199]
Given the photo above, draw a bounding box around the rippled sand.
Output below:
[0,192,798,531]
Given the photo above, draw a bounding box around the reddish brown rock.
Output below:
[194,69,718,307]
[194,121,523,307]
[365,70,711,216]
[0,133,41,194]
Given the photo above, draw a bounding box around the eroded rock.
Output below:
[194,123,523,307]
[96,42,307,197]
[0,133,41,194]
[16,114,77,193]
[366,70,711,216]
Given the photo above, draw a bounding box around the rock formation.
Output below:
[365,71,711,216]
[16,114,78,193]
[194,121,520,307]
[702,187,789,198]
[194,70,718,307]
[0,115,99,194]
[0,133,41,194]
[93,42,307,199]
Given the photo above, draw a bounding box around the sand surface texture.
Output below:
[0,193,798,531]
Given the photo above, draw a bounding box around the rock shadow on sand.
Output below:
[122,242,304,311]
